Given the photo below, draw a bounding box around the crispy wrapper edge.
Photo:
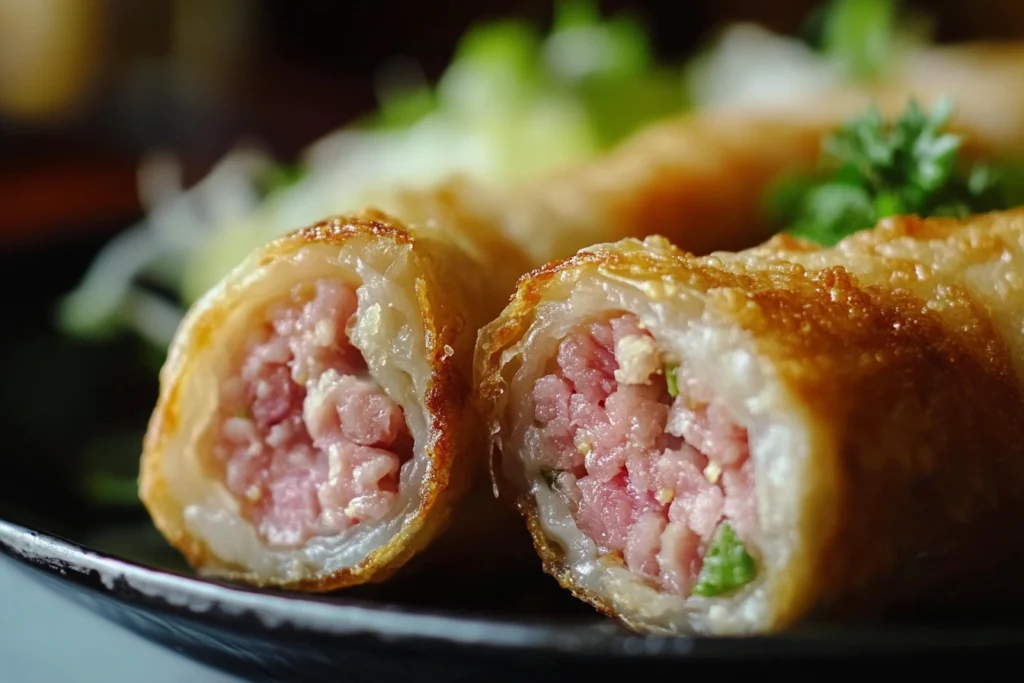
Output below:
[140,211,512,591]
[473,240,701,629]
[476,211,1024,632]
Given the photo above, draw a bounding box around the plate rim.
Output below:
[5,517,1024,660]
[0,517,690,656]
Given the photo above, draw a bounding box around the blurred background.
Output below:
[1,0,1024,556]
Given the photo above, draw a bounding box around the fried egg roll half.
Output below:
[476,208,1024,635]
[141,210,527,590]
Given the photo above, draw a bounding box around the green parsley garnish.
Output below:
[664,362,680,397]
[690,522,758,597]
[767,98,1024,246]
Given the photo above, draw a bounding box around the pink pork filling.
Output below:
[531,313,757,597]
[212,279,414,549]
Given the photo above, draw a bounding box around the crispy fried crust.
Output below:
[140,211,523,591]
[476,209,1024,633]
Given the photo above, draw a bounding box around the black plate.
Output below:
[5,517,1024,683]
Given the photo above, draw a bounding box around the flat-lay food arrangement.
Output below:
[5,0,1024,678]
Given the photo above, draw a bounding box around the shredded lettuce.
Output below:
[545,0,686,146]
[56,148,273,344]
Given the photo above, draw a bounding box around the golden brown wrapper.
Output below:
[475,208,1024,634]
[140,209,531,590]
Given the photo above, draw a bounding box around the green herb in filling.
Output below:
[664,362,680,397]
[690,521,758,597]
[766,98,1024,247]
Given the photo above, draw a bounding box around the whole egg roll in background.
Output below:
[498,48,1024,265]
[475,208,1024,635]
[139,43,1024,591]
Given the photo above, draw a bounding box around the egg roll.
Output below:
[140,206,533,590]
[136,111,832,589]
[475,208,1024,635]
[140,49,1024,590]
[499,79,1024,267]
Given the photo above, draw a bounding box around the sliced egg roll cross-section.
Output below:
[141,211,528,590]
[476,208,1024,634]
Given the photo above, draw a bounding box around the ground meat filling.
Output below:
[212,279,414,549]
[531,313,758,598]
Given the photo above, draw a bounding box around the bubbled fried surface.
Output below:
[476,209,1024,633]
